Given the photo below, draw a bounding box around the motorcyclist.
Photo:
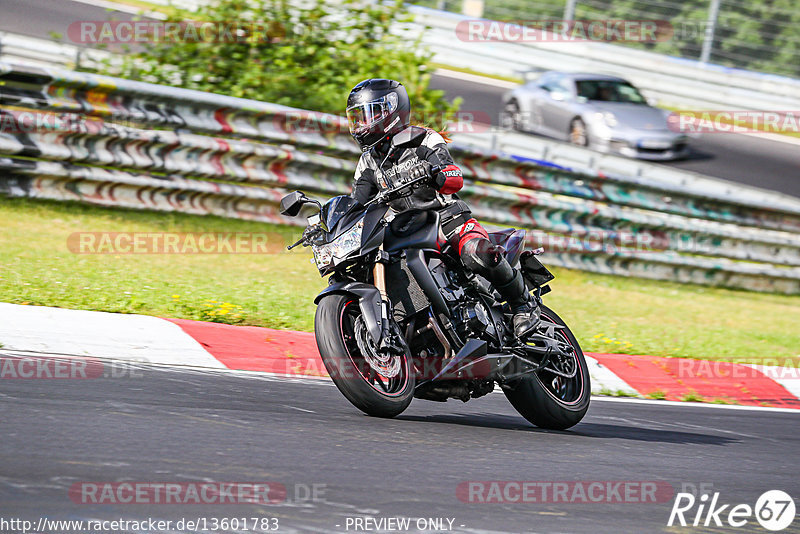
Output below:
[345,78,540,337]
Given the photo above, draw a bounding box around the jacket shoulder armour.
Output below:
[422,129,447,148]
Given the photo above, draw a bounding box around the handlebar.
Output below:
[287,225,321,250]
[287,164,441,250]
[364,164,441,207]
[287,236,306,250]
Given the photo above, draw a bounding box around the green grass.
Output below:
[680,391,705,403]
[1,198,318,331]
[2,197,799,366]
[598,388,640,398]
[710,397,739,405]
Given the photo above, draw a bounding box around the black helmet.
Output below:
[346,78,410,151]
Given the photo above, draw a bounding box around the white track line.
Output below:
[590,396,800,414]
[0,303,224,368]
[434,68,519,90]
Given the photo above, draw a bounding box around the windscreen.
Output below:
[576,80,647,104]
[320,195,362,233]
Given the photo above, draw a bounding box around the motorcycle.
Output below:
[280,127,590,429]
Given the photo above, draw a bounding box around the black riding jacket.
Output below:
[351,127,467,215]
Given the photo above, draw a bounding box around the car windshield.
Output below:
[575,80,647,104]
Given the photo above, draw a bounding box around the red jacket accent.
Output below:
[437,164,463,195]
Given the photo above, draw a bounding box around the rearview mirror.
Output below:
[549,91,569,102]
[280,191,309,217]
[391,127,426,150]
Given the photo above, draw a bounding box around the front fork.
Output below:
[373,246,400,353]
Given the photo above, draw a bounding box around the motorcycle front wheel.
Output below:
[315,294,415,418]
[503,305,591,430]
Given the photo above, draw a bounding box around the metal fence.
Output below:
[1,61,800,293]
[0,31,115,71]
[414,0,800,79]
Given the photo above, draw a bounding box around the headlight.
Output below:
[312,220,364,270]
[593,111,618,127]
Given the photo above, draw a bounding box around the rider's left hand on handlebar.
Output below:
[407,161,433,182]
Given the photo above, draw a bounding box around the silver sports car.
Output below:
[501,72,690,160]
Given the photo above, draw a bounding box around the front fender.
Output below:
[315,282,383,345]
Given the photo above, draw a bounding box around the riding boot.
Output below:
[494,268,541,337]
[461,238,541,337]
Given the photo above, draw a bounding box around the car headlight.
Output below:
[593,111,618,127]
[312,220,364,270]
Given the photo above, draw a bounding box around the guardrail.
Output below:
[0,32,113,71]
[452,129,800,214]
[3,26,798,214]
[1,60,799,293]
[3,30,798,204]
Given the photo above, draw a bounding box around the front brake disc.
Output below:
[354,318,401,378]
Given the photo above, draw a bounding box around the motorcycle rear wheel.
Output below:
[315,294,415,418]
[503,305,591,430]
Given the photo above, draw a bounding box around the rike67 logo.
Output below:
[668,490,795,531]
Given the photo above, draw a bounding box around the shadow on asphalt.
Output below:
[570,422,737,445]
[398,413,737,446]
[672,145,716,162]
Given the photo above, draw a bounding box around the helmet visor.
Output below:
[346,93,398,136]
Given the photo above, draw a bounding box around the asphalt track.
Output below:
[1,354,798,533]
[0,0,142,40]
[2,0,799,198]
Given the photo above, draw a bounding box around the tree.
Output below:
[98,0,459,129]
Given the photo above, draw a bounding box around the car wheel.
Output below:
[569,118,589,147]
